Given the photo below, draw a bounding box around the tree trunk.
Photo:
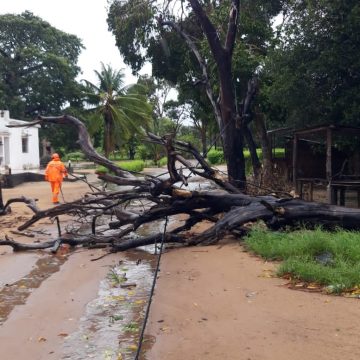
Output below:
[200,123,207,157]
[188,0,246,189]
[104,115,112,158]
[243,125,261,179]
[222,120,246,189]
[254,112,273,184]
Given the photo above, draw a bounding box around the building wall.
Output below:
[0,110,40,172]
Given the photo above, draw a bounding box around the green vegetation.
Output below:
[207,149,224,165]
[245,227,360,293]
[118,160,144,172]
[158,157,168,167]
[63,151,86,162]
[122,322,139,333]
[83,63,152,158]
[107,268,127,286]
[96,160,145,174]
[207,149,285,172]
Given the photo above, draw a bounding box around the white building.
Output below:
[0,110,40,173]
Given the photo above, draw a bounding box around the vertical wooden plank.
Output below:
[309,181,314,202]
[293,134,298,193]
[339,188,345,206]
[326,128,333,203]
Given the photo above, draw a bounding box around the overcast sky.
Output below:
[0,0,148,84]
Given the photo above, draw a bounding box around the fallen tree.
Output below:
[2,114,360,254]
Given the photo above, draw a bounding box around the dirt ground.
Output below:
[1,174,360,360]
[0,175,121,359]
[146,242,360,360]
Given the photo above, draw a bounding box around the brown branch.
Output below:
[159,19,222,128]
[225,0,240,55]
[7,115,136,179]
[188,0,225,64]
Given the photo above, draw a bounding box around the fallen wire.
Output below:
[134,216,169,360]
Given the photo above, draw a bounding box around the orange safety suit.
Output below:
[45,154,68,204]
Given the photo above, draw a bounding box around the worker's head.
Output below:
[51,153,60,160]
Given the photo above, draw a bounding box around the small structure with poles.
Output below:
[268,124,360,207]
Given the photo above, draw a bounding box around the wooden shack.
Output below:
[268,125,360,207]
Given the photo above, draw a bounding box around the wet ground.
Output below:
[0,174,160,359]
[0,239,157,360]
[61,252,156,360]
[0,167,221,359]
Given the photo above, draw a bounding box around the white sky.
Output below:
[0,0,150,84]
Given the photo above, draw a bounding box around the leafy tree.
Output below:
[265,0,360,128]
[108,0,284,187]
[83,63,152,158]
[0,11,83,119]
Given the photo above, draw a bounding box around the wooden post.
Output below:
[326,127,333,203]
[293,134,298,193]
[309,181,314,202]
[0,178,4,210]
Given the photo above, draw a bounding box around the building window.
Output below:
[22,137,29,153]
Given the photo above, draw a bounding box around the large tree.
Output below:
[108,0,283,188]
[0,11,83,119]
[264,0,360,128]
[83,63,152,158]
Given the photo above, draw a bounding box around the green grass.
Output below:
[244,227,360,293]
[96,160,145,174]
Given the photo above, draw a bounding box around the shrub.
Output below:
[158,157,168,167]
[117,160,144,172]
[207,149,224,165]
[136,144,150,161]
[95,160,145,174]
[64,151,86,162]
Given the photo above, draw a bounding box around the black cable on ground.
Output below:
[134,216,169,360]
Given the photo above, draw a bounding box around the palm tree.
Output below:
[83,63,152,158]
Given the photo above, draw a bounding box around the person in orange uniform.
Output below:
[45,153,68,204]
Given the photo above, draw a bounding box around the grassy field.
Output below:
[244,226,360,294]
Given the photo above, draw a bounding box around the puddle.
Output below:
[0,254,67,324]
[61,253,155,360]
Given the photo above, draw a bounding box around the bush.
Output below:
[95,160,145,174]
[136,144,150,161]
[144,160,155,168]
[158,157,168,167]
[207,149,224,165]
[117,160,145,172]
[64,151,86,162]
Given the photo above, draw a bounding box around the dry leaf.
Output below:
[38,337,47,342]
[57,333,69,337]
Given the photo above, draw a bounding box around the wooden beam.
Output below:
[326,127,333,203]
[293,134,298,193]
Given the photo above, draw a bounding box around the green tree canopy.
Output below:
[0,11,83,119]
[83,63,152,158]
[107,1,285,186]
[264,0,360,128]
